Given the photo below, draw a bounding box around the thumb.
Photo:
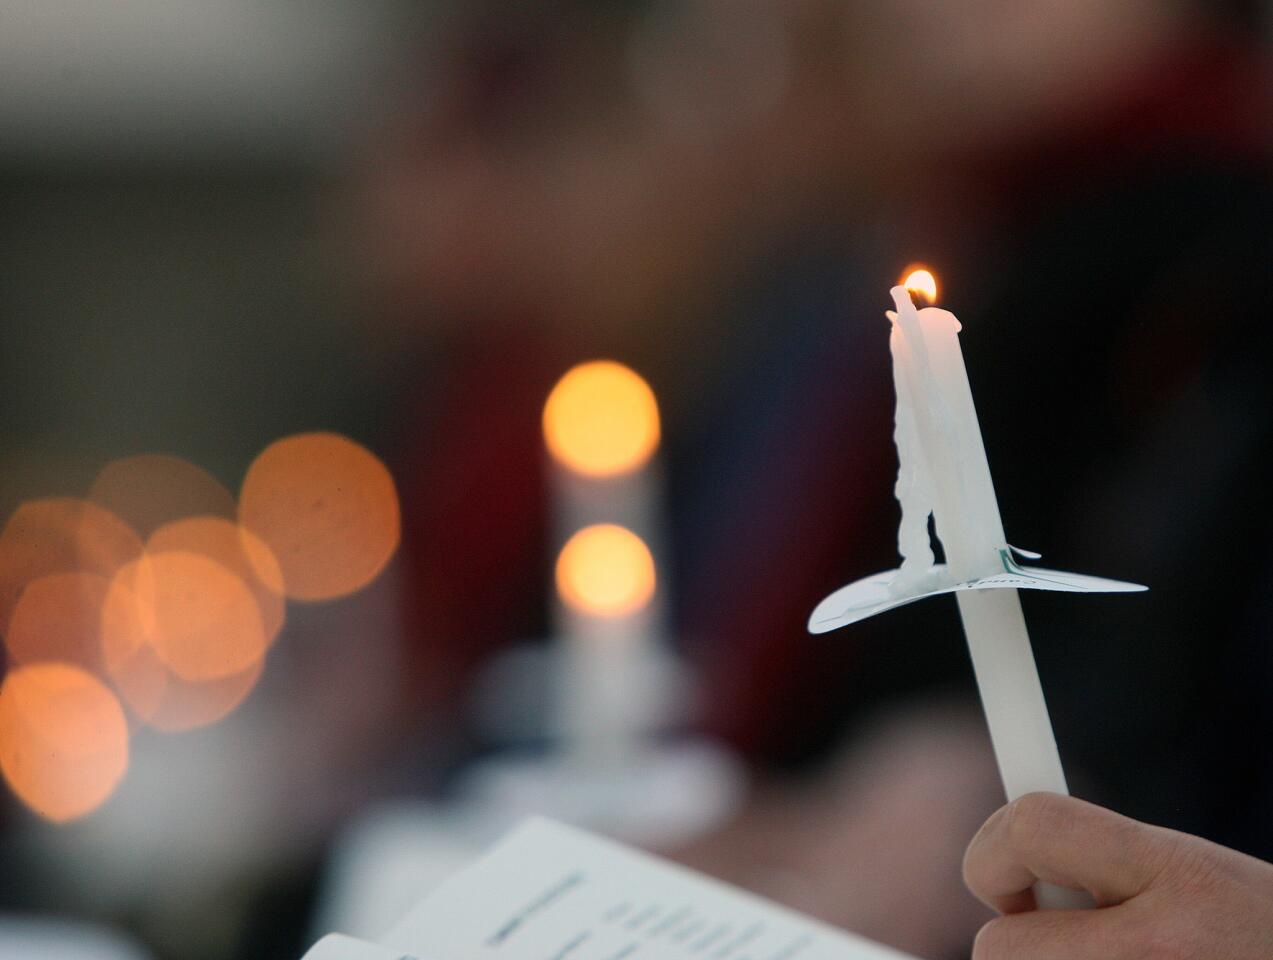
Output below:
[963,793,1170,913]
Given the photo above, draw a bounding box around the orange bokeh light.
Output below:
[100,559,264,732]
[148,517,285,647]
[543,361,660,477]
[0,663,129,822]
[147,665,263,734]
[0,498,142,633]
[108,641,263,733]
[238,432,401,602]
[556,523,656,618]
[88,454,236,540]
[900,265,938,303]
[140,551,268,682]
[5,572,112,673]
[99,566,168,723]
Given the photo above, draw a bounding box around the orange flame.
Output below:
[900,265,938,304]
[543,361,660,477]
[555,524,656,618]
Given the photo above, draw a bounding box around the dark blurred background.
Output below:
[1,2,1271,959]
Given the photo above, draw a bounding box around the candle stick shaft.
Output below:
[956,589,1065,799]
[957,587,1095,910]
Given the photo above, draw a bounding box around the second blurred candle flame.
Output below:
[556,524,656,619]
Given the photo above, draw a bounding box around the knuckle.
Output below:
[1158,836,1228,894]
[1100,814,1189,898]
[1110,815,1162,872]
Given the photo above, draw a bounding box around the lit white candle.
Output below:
[543,362,668,768]
[889,274,1092,910]
[554,522,657,767]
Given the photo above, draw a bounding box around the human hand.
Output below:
[963,792,1273,958]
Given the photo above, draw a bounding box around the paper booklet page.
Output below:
[304,818,920,960]
[303,933,419,959]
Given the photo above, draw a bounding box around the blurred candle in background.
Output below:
[543,361,672,767]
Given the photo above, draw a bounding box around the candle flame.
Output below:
[900,266,938,303]
[543,361,660,477]
[556,523,656,619]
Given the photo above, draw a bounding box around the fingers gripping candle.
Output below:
[810,269,1146,911]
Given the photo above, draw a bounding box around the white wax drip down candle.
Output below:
[809,268,1146,912]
